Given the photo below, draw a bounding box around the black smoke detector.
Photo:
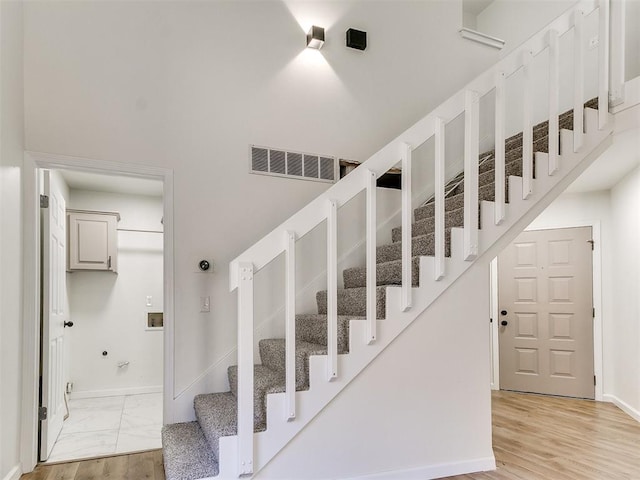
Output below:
[346,28,367,51]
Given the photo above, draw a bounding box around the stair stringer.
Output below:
[215,108,613,479]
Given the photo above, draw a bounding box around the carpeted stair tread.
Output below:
[414,183,501,222]
[227,364,284,427]
[296,314,360,353]
[317,285,387,319]
[448,160,522,197]
[392,207,464,243]
[161,421,219,480]
[377,229,453,263]
[194,391,255,464]
[343,256,421,289]
[259,339,328,391]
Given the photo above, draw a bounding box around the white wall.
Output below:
[22,0,505,414]
[258,262,494,479]
[0,1,24,479]
[625,0,640,80]
[477,1,578,57]
[609,166,640,419]
[66,189,164,397]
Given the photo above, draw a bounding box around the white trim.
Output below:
[1,465,22,480]
[343,457,496,480]
[603,394,640,423]
[20,151,175,473]
[490,257,500,390]
[490,220,604,401]
[68,385,162,400]
[459,28,505,49]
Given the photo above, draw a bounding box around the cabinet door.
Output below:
[68,213,117,271]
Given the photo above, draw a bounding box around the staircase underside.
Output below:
[162,102,613,480]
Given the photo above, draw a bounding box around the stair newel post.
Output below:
[573,8,585,152]
[548,29,560,175]
[401,143,413,309]
[463,90,480,261]
[598,0,610,130]
[237,261,255,476]
[284,230,296,420]
[327,200,338,381]
[494,72,506,223]
[434,117,446,280]
[366,169,377,343]
[522,50,534,200]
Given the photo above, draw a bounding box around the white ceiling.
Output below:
[60,170,163,197]
[565,128,640,193]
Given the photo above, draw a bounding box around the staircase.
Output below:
[162,1,613,478]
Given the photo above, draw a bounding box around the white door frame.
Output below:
[490,220,604,402]
[20,151,175,471]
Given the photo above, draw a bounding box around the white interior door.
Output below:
[40,170,68,460]
[498,227,595,399]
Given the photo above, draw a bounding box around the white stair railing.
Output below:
[229,0,609,475]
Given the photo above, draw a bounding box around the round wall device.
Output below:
[199,260,210,271]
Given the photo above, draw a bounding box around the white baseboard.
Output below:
[603,394,640,423]
[69,385,162,399]
[2,465,22,480]
[344,457,496,480]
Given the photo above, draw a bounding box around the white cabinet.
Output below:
[67,210,119,272]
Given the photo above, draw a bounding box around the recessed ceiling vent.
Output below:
[250,145,337,183]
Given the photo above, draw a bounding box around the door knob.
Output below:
[64,321,74,328]
[500,310,508,316]
[500,320,508,326]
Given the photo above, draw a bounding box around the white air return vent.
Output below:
[250,145,337,183]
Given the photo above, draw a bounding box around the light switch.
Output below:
[200,296,210,313]
[146,296,153,307]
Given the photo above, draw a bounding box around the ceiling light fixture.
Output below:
[306,26,325,49]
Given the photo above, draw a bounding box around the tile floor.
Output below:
[46,392,163,463]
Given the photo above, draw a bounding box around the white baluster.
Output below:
[284,231,296,420]
[401,143,412,310]
[494,72,506,222]
[434,117,446,279]
[598,0,610,129]
[326,200,338,380]
[366,170,377,343]
[237,262,254,476]
[548,30,560,175]
[464,90,480,261]
[574,9,585,151]
[522,50,534,199]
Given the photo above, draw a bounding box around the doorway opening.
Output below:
[39,168,165,462]
[490,223,603,401]
[21,151,175,471]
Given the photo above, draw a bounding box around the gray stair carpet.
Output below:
[161,98,598,479]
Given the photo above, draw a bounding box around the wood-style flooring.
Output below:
[21,391,640,480]
[447,390,640,479]
[20,450,165,480]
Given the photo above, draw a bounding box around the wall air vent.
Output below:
[250,145,337,183]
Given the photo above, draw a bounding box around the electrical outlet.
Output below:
[200,296,211,313]
[146,295,153,307]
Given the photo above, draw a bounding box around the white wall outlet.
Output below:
[146,295,153,307]
[200,296,211,313]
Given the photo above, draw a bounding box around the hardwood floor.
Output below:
[21,391,640,480]
[447,390,640,479]
[20,450,165,480]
